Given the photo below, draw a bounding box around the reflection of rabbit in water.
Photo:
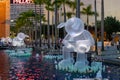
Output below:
[57,17,94,69]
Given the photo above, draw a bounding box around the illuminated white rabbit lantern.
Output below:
[12,32,27,46]
[57,17,95,70]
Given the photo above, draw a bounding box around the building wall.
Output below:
[10,0,75,27]
[0,0,10,38]
[10,3,45,26]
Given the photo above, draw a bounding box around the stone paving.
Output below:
[96,46,120,65]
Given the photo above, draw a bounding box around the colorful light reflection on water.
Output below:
[0,50,9,80]
[0,49,120,80]
[9,56,58,80]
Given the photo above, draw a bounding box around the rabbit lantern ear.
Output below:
[57,22,65,28]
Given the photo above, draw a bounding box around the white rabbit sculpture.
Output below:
[57,17,95,71]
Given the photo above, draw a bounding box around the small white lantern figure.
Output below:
[57,17,95,70]
[12,32,27,46]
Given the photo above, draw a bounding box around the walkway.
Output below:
[96,46,120,65]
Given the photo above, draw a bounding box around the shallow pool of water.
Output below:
[0,49,120,80]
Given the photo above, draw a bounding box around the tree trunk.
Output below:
[63,3,66,37]
[39,4,42,48]
[94,0,98,55]
[76,0,80,18]
[34,4,37,42]
[87,14,89,30]
[47,9,50,48]
[101,0,104,51]
[52,14,54,44]
[55,0,58,45]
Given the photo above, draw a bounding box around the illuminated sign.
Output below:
[13,0,33,4]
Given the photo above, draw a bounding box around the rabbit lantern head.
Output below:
[57,17,84,37]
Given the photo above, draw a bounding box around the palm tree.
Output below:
[16,11,35,40]
[62,12,75,19]
[15,10,46,40]
[53,0,72,38]
[53,0,58,45]
[70,0,84,17]
[33,0,38,42]
[81,5,96,30]
[15,10,35,33]
[33,0,45,48]
[101,0,104,51]
[94,0,98,54]
[76,0,80,18]
[44,0,54,48]
[59,0,71,22]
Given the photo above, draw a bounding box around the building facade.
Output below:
[0,0,10,38]
[10,0,45,26]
